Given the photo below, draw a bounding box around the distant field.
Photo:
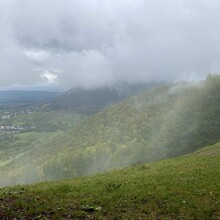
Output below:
[0,142,219,219]
[0,90,61,107]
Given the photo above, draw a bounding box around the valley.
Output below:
[0,107,37,133]
[0,82,155,186]
[0,75,220,187]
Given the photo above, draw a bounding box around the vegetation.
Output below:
[0,142,220,219]
[11,111,84,131]
[1,75,220,186]
[39,75,220,181]
[0,111,85,186]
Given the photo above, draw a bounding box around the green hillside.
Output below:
[0,142,220,219]
[40,75,220,180]
[1,74,220,185]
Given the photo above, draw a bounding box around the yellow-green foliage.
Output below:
[39,75,220,181]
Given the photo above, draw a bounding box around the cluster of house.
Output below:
[0,107,36,121]
[0,107,37,133]
[0,125,36,133]
[1,114,12,120]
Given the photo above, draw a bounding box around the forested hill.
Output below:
[45,82,158,114]
[40,74,220,179]
[2,74,220,185]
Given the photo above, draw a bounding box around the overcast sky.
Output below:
[0,0,220,89]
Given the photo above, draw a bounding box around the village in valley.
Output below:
[0,125,36,133]
[0,107,37,133]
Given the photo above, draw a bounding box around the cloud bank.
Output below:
[1,0,220,89]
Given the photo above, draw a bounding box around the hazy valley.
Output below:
[0,75,219,186]
[0,75,219,218]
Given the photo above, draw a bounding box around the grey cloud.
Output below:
[12,0,116,51]
[0,0,220,89]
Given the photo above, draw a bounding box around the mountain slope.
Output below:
[40,75,220,179]
[0,142,220,219]
[2,75,220,185]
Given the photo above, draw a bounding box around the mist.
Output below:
[1,0,220,89]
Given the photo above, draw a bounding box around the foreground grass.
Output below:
[0,143,220,219]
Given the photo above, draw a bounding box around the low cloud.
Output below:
[40,71,58,84]
[0,0,220,89]
[24,50,51,63]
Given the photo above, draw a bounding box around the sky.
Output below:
[0,0,220,89]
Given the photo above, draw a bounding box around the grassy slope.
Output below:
[0,142,220,219]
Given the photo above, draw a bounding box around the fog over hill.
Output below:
[46,81,160,114]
